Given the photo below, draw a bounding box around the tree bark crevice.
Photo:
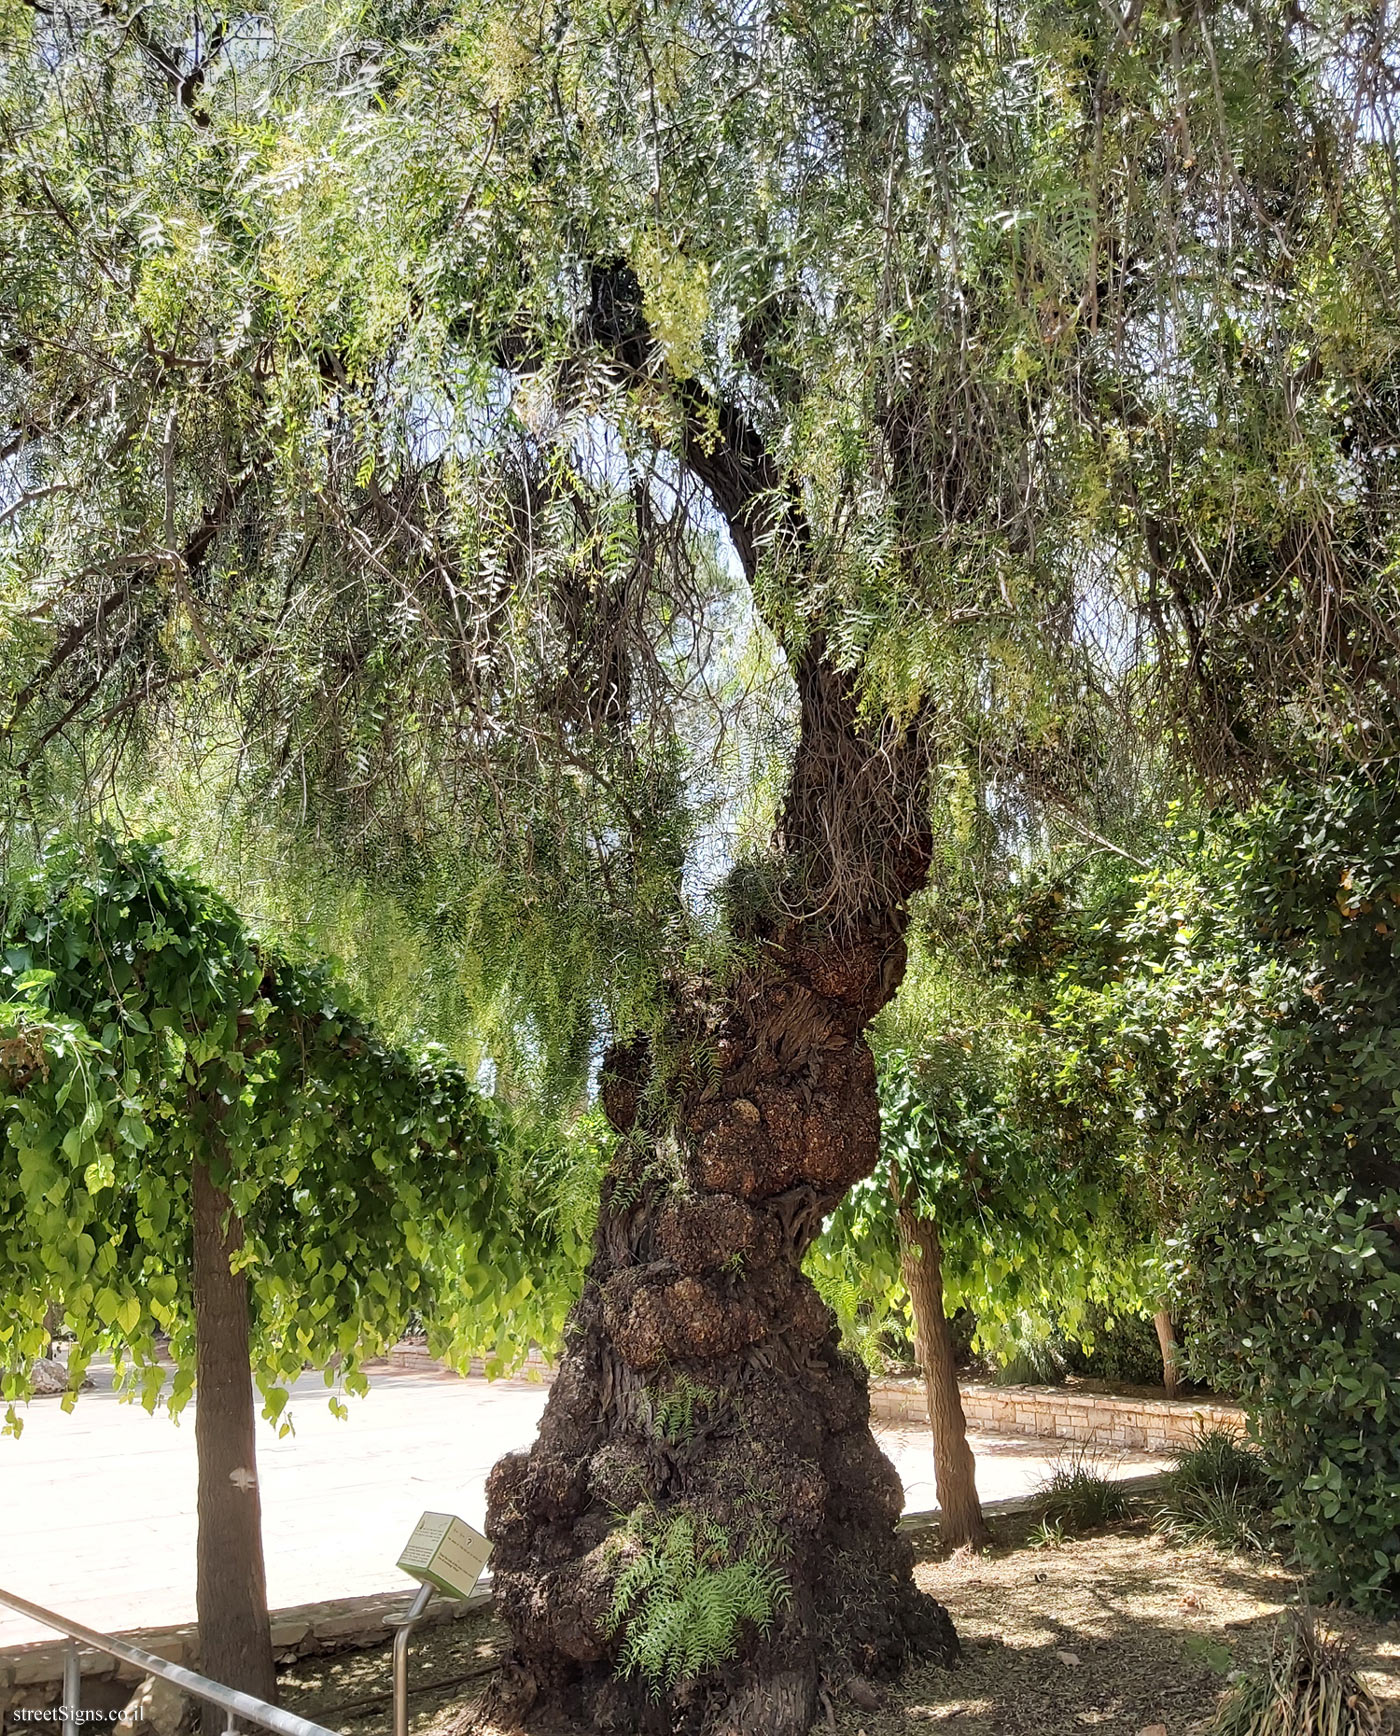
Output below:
[484,782,956,1733]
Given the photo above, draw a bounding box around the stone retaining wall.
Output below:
[382,1341,556,1379]
[869,1376,1244,1453]
[378,1341,1244,1455]
[0,1587,490,1718]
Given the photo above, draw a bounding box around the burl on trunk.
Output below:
[485,656,958,1736]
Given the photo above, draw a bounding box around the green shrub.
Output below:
[1157,1427,1281,1555]
[1192,1177,1400,1608]
[1026,1516,1067,1549]
[1034,1449,1134,1533]
[1062,1304,1167,1388]
[1209,1610,1381,1736]
[1059,773,1400,1608]
[987,1327,1070,1387]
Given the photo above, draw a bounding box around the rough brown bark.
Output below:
[1154,1307,1182,1398]
[895,1205,990,1551]
[192,1156,277,1729]
[483,646,957,1735]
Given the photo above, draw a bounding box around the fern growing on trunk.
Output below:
[606,1514,792,1692]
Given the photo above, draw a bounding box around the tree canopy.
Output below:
[811,1031,1163,1376]
[6,0,1400,1724]
[6,0,1400,1035]
[0,834,583,1425]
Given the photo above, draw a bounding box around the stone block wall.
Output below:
[375,1343,1242,1456]
[869,1376,1244,1454]
[380,1341,556,1379]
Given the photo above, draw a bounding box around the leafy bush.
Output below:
[1051,774,1400,1608]
[1034,1450,1134,1533]
[1062,1303,1168,1389]
[1209,1610,1380,1736]
[1157,1427,1280,1555]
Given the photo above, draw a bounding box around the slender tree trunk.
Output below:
[895,1204,990,1551]
[1154,1307,1182,1398]
[192,1156,277,1728]
[485,652,957,1736]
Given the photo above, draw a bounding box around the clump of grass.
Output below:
[1026,1516,1067,1550]
[1157,1425,1280,1555]
[1033,1448,1133,1534]
[1210,1609,1380,1736]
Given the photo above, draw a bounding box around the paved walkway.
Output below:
[0,1365,1166,1648]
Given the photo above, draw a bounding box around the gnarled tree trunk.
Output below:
[192,1156,277,1728]
[485,268,958,1733]
[895,1204,989,1551]
[486,648,958,1734]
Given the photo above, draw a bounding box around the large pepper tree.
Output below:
[6,1,1400,1731]
[0,836,563,1725]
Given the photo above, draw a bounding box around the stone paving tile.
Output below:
[0,1364,1166,1647]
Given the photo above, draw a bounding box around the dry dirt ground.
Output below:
[278,1521,1400,1736]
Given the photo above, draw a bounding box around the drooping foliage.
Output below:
[0,835,587,1426]
[6,0,1400,1719]
[6,0,1400,1024]
[810,1024,1162,1375]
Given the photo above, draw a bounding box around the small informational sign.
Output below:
[397,1511,492,1600]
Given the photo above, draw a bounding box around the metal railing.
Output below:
[0,1588,342,1736]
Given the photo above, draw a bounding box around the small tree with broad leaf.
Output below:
[0,837,572,1726]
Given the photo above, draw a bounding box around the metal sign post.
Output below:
[390,1512,491,1736]
[62,1638,80,1736]
[388,1583,434,1736]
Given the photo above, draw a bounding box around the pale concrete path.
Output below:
[0,1364,1166,1647]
